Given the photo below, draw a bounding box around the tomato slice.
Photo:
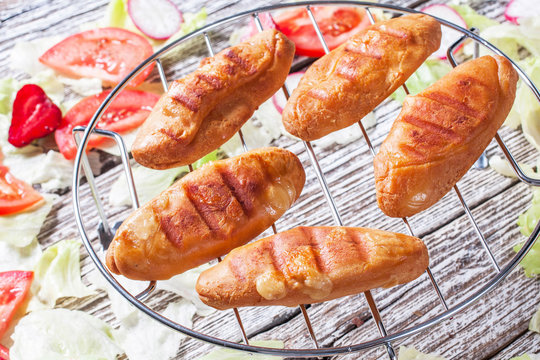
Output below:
[0,344,8,360]
[39,27,154,87]
[55,90,160,160]
[0,271,33,340]
[0,166,43,216]
[274,6,372,58]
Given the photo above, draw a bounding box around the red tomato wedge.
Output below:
[0,344,8,360]
[0,166,43,216]
[0,271,33,340]
[55,90,160,160]
[274,6,372,57]
[39,27,154,87]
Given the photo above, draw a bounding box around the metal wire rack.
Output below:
[72,2,540,358]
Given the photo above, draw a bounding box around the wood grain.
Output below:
[2,0,540,359]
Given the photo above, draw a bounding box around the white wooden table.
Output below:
[1,0,539,358]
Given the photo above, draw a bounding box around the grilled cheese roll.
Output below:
[282,14,441,141]
[132,30,295,169]
[106,147,305,280]
[374,55,518,218]
[196,226,428,309]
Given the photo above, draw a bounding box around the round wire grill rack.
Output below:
[72,1,540,358]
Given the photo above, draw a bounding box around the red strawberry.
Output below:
[8,84,62,147]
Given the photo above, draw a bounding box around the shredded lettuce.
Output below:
[398,346,447,360]
[0,78,19,115]
[57,76,102,97]
[196,340,285,360]
[108,150,217,207]
[104,0,128,28]
[514,187,540,277]
[115,300,196,360]
[530,303,540,333]
[513,240,540,278]
[488,155,538,180]
[510,355,540,360]
[28,238,94,311]
[391,60,452,104]
[159,263,216,316]
[0,193,55,247]
[9,308,122,360]
[165,8,208,46]
[0,238,42,272]
[449,4,499,31]
[10,37,63,76]
[515,57,540,150]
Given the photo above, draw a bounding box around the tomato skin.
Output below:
[274,6,372,57]
[0,271,33,341]
[55,90,160,160]
[0,166,43,216]
[39,27,154,87]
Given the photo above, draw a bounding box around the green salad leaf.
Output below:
[530,304,540,333]
[196,340,285,360]
[391,60,452,104]
[0,238,42,272]
[166,8,208,45]
[28,238,94,310]
[9,308,122,360]
[0,78,19,115]
[510,354,540,360]
[398,346,447,360]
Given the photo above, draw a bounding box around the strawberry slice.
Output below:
[8,84,62,148]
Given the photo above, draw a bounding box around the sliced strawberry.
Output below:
[0,344,8,360]
[8,84,62,148]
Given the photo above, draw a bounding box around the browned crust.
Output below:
[281,14,441,141]
[196,226,428,309]
[106,147,305,280]
[373,55,518,218]
[132,30,295,169]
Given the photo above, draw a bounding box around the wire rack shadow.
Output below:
[72,1,540,358]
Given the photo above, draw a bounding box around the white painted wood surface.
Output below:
[1,0,539,359]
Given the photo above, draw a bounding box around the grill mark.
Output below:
[218,169,250,216]
[170,92,200,112]
[400,143,427,160]
[196,73,225,90]
[400,113,462,142]
[300,227,324,273]
[159,128,184,144]
[228,255,247,283]
[422,91,483,120]
[349,229,368,263]
[182,185,220,232]
[267,233,283,276]
[224,49,253,73]
[377,25,409,40]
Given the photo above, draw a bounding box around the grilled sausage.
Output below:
[282,14,441,141]
[132,30,295,169]
[196,226,428,309]
[106,147,305,280]
[374,55,518,218]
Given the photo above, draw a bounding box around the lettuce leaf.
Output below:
[28,238,94,310]
[108,150,217,207]
[104,0,128,28]
[0,194,56,247]
[488,155,538,180]
[398,346,447,360]
[0,237,42,272]
[9,308,122,360]
[510,355,540,360]
[449,4,499,31]
[10,37,62,76]
[0,78,19,115]
[514,188,540,277]
[165,8,208,46]
[515,57,540,150]
[391,60,452,104]
[115,300,196,360]
[513,240,540,278]
[57,76,102,97]
[159,263,216,316]
[196,340,285,360]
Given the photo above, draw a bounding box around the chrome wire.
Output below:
[72,1,540,357]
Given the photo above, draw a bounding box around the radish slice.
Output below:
[421,4,467,60]
[272,71,305,114]
[128,0,183,40]
[505,0,540,24]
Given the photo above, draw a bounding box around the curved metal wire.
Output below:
[73,1,540,356]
